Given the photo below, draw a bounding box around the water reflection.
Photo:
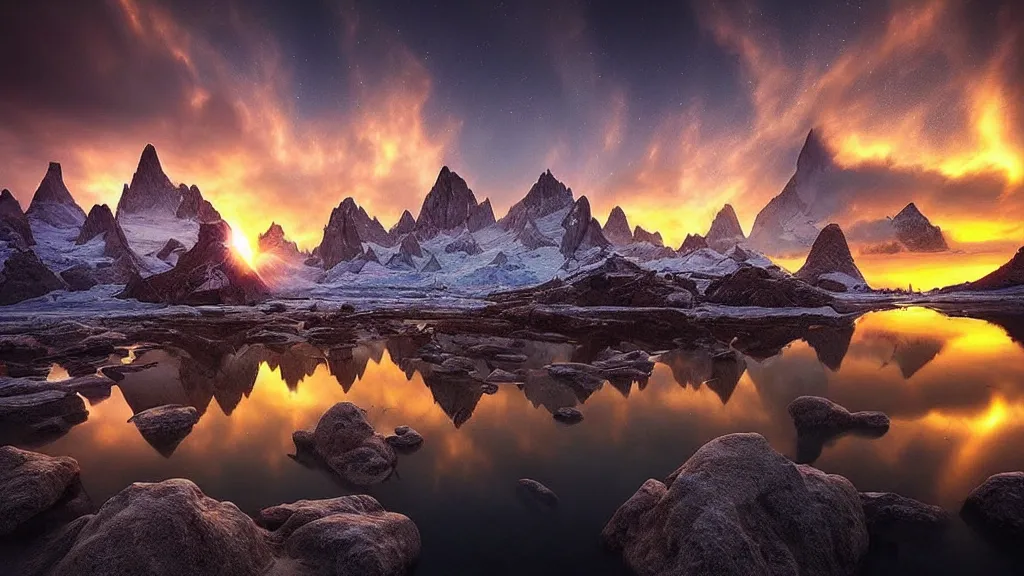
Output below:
[26,307,1024,575]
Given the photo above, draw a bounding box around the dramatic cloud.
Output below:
[0,0,1020,274]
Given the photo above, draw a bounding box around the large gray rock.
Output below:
[259,495,421,576]
[788,396,890,436]
[0,446,81,536]
[128,404,200,457]
[961,471,1024,547]
[603,433,868,576]
[859,492,948,542]
[51,479,274,576]
[294,402,396,486]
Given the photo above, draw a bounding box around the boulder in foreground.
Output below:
[260,495,421,576]
[961,471,1024,549]
[0,446,82,537]
[603,433,867,576]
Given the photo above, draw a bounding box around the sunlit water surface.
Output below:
[32,307,1024,575]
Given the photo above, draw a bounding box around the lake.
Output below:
[30,307,1024,575]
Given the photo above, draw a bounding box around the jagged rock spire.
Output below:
[603,206,632,246]
[117,144,181,217]
[25,162,87,228]
[415,166,481,237]
[560,196,610,257]
[502,169,574,231]
[0,189,35,248]
[706,204,746,252]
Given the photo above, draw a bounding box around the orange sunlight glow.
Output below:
[229,223,257,267]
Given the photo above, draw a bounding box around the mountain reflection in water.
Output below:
[31,307,1024,576]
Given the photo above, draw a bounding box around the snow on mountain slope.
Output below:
[119,212,200,273]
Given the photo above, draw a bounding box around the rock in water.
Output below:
[115,144,182,217]
[317,198,373,269]
[128,404,200,456]
[788,396,889,464]
[961,471,1024,547]
[678,233,708,254]
[293,402,396,486]
[892,203,948,252]
[0,446,82,536]
[467,198,496,232]
[517,479,559,507]
[632,225,664,247]
[259,495,421,576]
[787,396,890,436]
[553,406,584,423]
[603,206,633,246]
[0,189,35,248]
[488,252,509,266]
[602,433,868,576]
[795,224,868,291]
[954,247,1024,291]
[25,162,87,229]
[705,204,746,252]
[859,492,948,543]
[501,170,575,231]
[560,197,610,258]
[0,250,65,305]
[385,426,424,450]
[51,479,274,576]
[118,220,269,305]
[415,166,483,237]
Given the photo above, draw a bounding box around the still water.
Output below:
[33,307,1024,575]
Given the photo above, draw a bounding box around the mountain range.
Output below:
[0,133,1018,307]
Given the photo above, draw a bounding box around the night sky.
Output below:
[0,0,1021,270]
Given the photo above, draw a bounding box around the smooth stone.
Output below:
[0,446,81,536]
[51,479,274,576]
[603,433,867,576]
[553,406,584,424]
[517,478,559,507]
[859,492,948,542]
[260,496,421,576]
[961,471,1024,548]
[788,395,890,436]
[385,426,424,449]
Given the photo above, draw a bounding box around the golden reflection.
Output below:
[775,249,1019,291]
[36,307,1024,513]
